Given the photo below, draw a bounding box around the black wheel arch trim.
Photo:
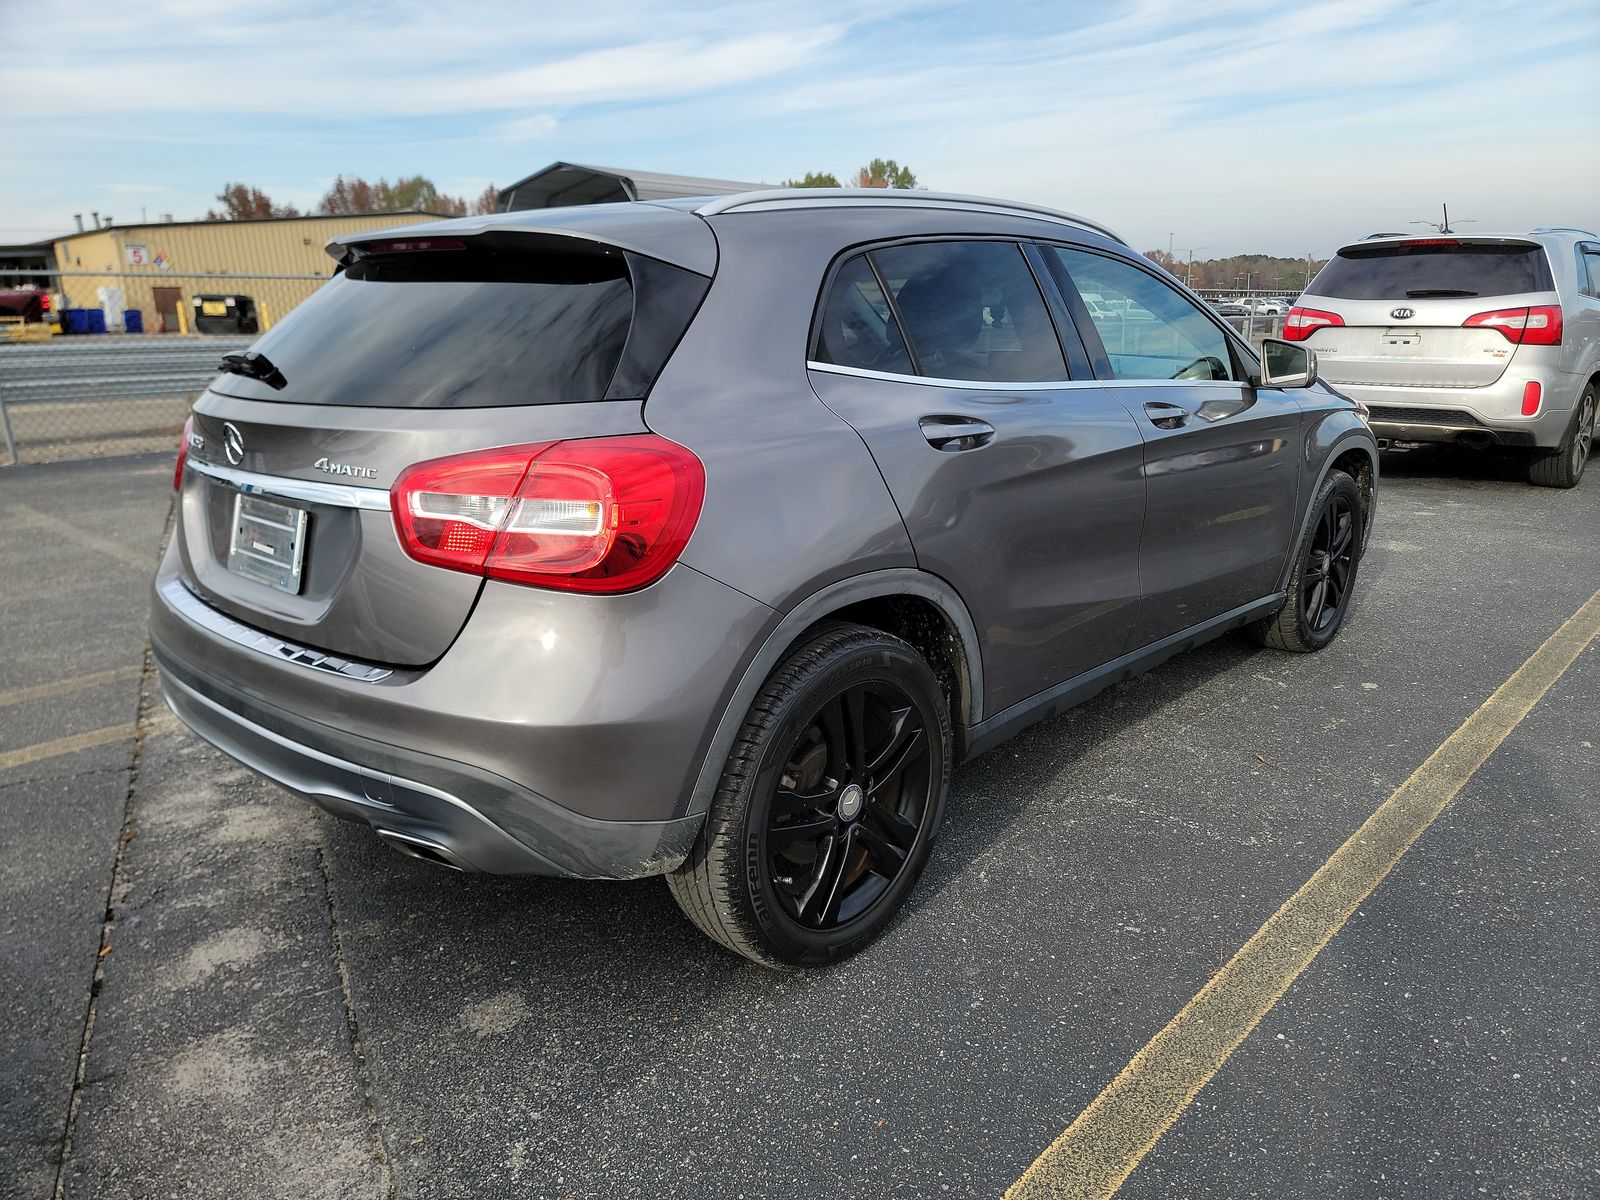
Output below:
[1277,422,1379,594]
[681,568,983,820]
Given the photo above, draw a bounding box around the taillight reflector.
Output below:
[1282,306,1344,342]
[1522,381,1542,416]
[1463,305,1562,346]
[174,415,192,490]
[391,435,705,594]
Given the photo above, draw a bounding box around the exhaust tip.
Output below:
[375,829,470,872]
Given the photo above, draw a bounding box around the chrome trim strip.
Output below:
[188,458,391,511]
[696,189,1127,245]
[806,361,1244,391]
[160,578,393,682]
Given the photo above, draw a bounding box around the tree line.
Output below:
[1142,249,1328,293]
[206,177,501,221]
[204,158,923,221]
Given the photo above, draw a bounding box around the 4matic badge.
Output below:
[313,457,379,479]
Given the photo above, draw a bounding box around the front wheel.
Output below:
[1253,469,1364,653]
[667,624,951,968]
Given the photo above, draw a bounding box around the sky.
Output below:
[2,0,1596,257]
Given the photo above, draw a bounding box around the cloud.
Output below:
[496,115,560,142]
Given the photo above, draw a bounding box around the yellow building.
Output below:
[51,211,444,333]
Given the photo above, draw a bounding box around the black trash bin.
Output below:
[191,293,260,335]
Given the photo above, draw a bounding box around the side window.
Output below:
[1582,248,1600,298]
[1048,247,1236,382]
[814,255,913,374]
[869,241,1068,383]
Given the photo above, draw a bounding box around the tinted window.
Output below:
[1049,247,1234,382]
[813,255,913,374]
[870,242,1067,382]
[1582,249,1600,298]
[210,242,632,407]
[1309,243,1553,300]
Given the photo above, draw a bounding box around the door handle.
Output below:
[919,415,996,452]
[1143,401,1191,430]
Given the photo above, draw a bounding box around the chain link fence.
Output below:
[0,270,324,466]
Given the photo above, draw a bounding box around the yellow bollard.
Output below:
[260,299,273,331]
[177,295,189,335]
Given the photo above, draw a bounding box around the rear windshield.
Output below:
[1310,243,1552,300]
[211,242,632,407]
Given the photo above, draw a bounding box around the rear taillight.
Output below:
[391,435,705,594]
[1282,306,1344,341]
[174,416,192,490]
[1463,305,1563,345]
[39,294,51,312]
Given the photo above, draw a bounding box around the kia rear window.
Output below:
[1310,243,1552,300]
[209,240,633,407]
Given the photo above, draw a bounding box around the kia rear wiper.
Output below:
[218,350,287,390]
[1405,288,1478,298]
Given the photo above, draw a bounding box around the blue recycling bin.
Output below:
[85,309,107,334]
[124,310,144,334]
[63,308,89,334]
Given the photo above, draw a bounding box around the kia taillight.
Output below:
[1282,306,1344,342]
[1463,305,1563,346]
[174,416,192,490]
[391,435,705,594]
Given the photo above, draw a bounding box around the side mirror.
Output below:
[1257,338,1318,389]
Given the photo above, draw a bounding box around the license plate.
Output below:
[201,300,227,317]
[227,493,308,593]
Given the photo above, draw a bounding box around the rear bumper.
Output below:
[149,536,778,877]
[1333,376,1577,449]
[156,654,704,877]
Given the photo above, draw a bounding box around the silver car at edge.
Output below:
[151,189,1378,966]
[1288,229,1600,487]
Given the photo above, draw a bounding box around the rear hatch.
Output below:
[177,223,712,666]
[1295,238,1557,388]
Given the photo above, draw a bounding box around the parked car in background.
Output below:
[152,189,1377,967]
[1211,300,1248,317]
[1290,230,1600,487]
[0,285,53,323]
[191,293,260,335]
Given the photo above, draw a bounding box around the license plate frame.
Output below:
[226,493,308,594]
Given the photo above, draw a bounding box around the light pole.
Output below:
[1178,246,1207,288]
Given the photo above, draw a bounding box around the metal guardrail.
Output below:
[0,337,249,466]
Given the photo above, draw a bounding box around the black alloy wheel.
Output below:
[1255,468,1364,653]
[763,681,932,931]
[1302,491,1356,633]
[667,624,951,968]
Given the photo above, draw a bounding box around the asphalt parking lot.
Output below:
[3,446,1597,1199]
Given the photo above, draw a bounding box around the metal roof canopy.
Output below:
[498,162,761,211]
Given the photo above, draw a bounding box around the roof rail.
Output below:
[1531,226,1599,237]
[693,188,1128,246]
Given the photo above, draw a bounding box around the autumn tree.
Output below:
[470,184,501,214]
[317,175,476,216]
[853,159,918,189]
[782,171,841,188]
[206,184,300,220]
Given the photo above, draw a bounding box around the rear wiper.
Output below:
[1405,288,1477,298]
[219,350,287,390]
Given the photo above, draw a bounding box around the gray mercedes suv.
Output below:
[152,189,1378,967]
[1290,229,1600,487]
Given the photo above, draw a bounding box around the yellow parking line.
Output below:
[1005,586,1600,1200]
[0,723,138,771]
[0,666,143,708]
[10,503,155,572]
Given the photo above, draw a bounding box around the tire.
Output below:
[1253,469,1364,653]
[667,623,951,968]
[1528,383,1596,489]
